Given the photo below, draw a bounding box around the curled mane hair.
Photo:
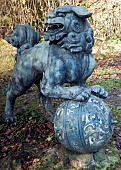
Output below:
[46,5,94,54]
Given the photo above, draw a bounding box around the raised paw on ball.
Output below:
[91,85,108,98]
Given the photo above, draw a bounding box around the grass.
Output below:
[109,105,121,120]
[96,67,119,76]
[15,97,45,121]
[88,79,121,91]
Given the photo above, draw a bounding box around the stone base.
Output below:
[54,145,119,170]
[34,143,120,170]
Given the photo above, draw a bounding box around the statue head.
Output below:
[5,24,41,48]
[44,5,94,53]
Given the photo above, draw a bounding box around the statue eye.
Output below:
[57,13,65,17]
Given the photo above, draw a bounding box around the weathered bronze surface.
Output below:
[4,6,116,154]
[5,5,108,123]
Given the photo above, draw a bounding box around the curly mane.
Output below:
[45,5,94,54]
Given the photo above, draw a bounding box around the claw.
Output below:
[76,88,91,101]
[80,96,84,101]
[102,91,108,98]
[82,90,91,99]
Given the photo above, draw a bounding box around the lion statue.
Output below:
[5,5,108,123]
[5,24,41,60]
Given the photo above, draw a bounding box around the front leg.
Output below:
[40,65,91,102]
[41,82,91,101]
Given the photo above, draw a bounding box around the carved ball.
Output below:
[54,95,115,153]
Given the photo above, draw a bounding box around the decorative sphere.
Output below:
[54,95,115,153]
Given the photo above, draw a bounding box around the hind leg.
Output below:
[5,78,32,123]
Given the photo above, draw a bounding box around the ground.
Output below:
[0,39,120,169]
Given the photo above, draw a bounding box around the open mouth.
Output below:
[46,23,64,33]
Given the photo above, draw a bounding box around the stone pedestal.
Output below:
[32,144,120,170]
[54,144,120,170]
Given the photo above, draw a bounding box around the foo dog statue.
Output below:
[5,5,108,123]
[5,24,41,61]
[5,5,116,153]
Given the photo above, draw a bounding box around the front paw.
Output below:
[91,85,108,98]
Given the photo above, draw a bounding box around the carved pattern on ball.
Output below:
[54,95,115,153]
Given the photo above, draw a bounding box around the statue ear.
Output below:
[71,6,92,18]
